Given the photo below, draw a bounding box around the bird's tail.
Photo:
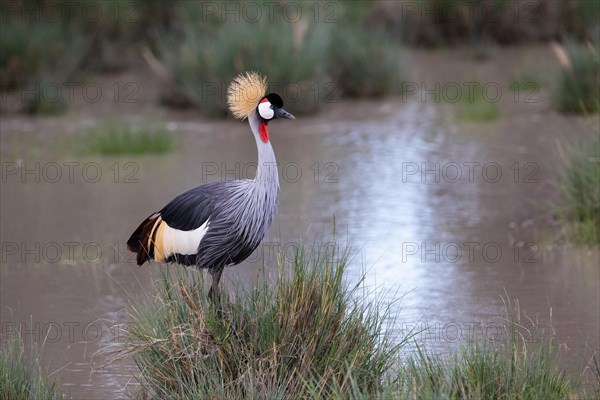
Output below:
[127,213,160,265]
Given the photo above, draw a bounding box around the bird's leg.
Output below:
[207,268,241,337]
[207,268,224,312]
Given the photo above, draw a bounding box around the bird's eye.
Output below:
[258,101,274,120]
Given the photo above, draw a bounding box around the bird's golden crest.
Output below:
[227,71,268,120]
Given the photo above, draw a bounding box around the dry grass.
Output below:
[115,238,404,399]
[0,333,63,400]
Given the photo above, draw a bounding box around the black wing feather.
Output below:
[159,182,223,231]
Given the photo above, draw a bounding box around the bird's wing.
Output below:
[160,183,221,230]
[127,182,223,265]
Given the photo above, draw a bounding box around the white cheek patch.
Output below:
[258,101,274,120]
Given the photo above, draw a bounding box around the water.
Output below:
[1,48,598,398]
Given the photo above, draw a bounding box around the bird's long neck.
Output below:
[248,111,280,194]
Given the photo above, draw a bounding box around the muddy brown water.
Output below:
[1,47,599,398]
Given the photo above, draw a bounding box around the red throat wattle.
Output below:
[259,120,269,143]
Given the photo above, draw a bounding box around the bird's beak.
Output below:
[274,107,295,120]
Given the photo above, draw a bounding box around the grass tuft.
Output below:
[79,123,175,156]
[397,340,577,399]
[553,43,600,114]
[117,239,403,399]
[369,295,598,399]
[0,19,88,115]
[455,83,501,123]
[393,297,592,399]
[0,333,63,400]
[553,133,600,245]
[327,26,409,98]
[0,20,88,89]
[509,68,545,94]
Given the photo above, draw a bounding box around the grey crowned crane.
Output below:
[127,72,294,301]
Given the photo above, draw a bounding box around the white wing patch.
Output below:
[152,218,209,261]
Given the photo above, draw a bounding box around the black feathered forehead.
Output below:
[264,93,283,108]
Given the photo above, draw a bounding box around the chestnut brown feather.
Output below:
[127,213,160,265]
